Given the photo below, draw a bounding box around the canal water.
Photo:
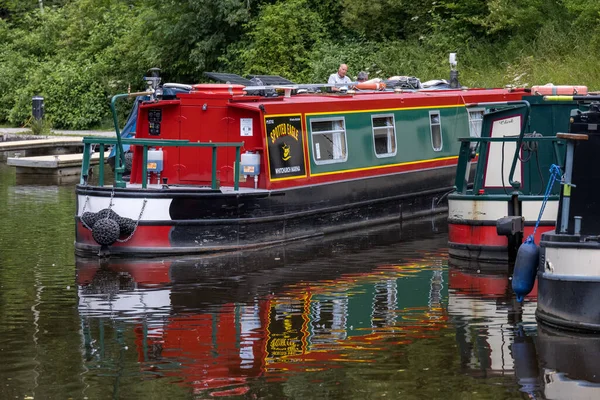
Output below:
[0,162,596,399]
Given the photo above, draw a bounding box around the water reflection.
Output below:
[447,258,540,397]
[536,324,600,399]
[76,217,451,397]
[448,258,600,400]
[69,217,600,399]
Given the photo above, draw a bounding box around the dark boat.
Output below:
[536,96,600,332]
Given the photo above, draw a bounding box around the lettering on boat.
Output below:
[265,115,307,180]
[269,121,300,143]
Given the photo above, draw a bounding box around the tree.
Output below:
[226,0,325,82]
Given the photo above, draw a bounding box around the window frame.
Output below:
[467,108,485,138]
[371,113,397,158]
[310,116,348,165]
[429,110,443,152]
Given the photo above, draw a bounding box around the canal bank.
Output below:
[0,127,115,139]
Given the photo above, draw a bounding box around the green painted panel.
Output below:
[305,107,469,175]
[520,96,578,195]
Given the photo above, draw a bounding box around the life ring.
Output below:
[531,85,588,96]
[356,81,387,91]
[191,84,246,95]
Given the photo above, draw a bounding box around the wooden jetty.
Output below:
[0,136,84,150]
[7,150,110,176]
[0,137,85,159]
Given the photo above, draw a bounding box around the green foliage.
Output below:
[141,0,253,82]
[25,116,52,135]
[225,0,325,82]
[1,1,150,129]
[2,0,600,130]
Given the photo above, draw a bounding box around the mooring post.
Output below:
[32,96,44,121]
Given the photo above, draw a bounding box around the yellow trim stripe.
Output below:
[310,156,458,177]
[305,104,465,117]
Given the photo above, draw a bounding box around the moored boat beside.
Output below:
[535,96,600,332]
[74,68,530,258]
[448,95,583,264]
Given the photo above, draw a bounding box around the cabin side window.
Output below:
[371,114,397,158]
[429,111,443,151]
[467,108,485,138]
[310,117,348,164]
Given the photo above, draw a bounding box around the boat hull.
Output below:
[75,167,452,257]
[447,196,557,262]
[537,232,600,332]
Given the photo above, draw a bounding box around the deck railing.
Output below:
[454,136,564,195]
[80,137,244,190]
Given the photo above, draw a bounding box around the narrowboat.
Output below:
[447,94,585,264]
[535,96,600,332]
[75,69,529,258]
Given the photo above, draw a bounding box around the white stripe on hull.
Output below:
[78,195,172,221]
[449,198,557,222]
[449,199,509,221]
[544,247,600,277]
[521,200,558,222]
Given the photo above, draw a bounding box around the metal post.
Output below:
[560,140,575,233]
[211,147,218,190]
[99,143,105,186]
[142,145,148,189]
[32,96,44,120]
[80,143,91,185]
[234,146,241,191]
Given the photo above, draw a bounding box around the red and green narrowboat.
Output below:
[447,94,584,264]
[75,72,530,257]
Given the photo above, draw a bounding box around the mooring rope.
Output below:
[528,163,562,244]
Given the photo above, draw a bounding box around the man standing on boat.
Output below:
[328,64,352,91]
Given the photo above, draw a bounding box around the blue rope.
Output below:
[527,163,562,244]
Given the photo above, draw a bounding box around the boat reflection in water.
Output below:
[447,258,539,392]
[536,324,600,399]
[76,216,450,397]
[448,257,600,399]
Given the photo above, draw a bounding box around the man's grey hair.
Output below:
[357,71,369,81]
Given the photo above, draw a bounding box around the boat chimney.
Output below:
[449,53,460,89]
[144,67,162,100]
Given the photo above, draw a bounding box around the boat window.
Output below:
[310,117,348,164]
[467,108,485,137]
[429,111,443,151]
[371,114,397,157]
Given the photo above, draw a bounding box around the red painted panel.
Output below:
[448,223,508,246]
[524,225,554,243]
[449,222,556,248]
[76,222,172,248]
[131,103,181,185]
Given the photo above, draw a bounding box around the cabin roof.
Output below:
[223,87,530,113]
